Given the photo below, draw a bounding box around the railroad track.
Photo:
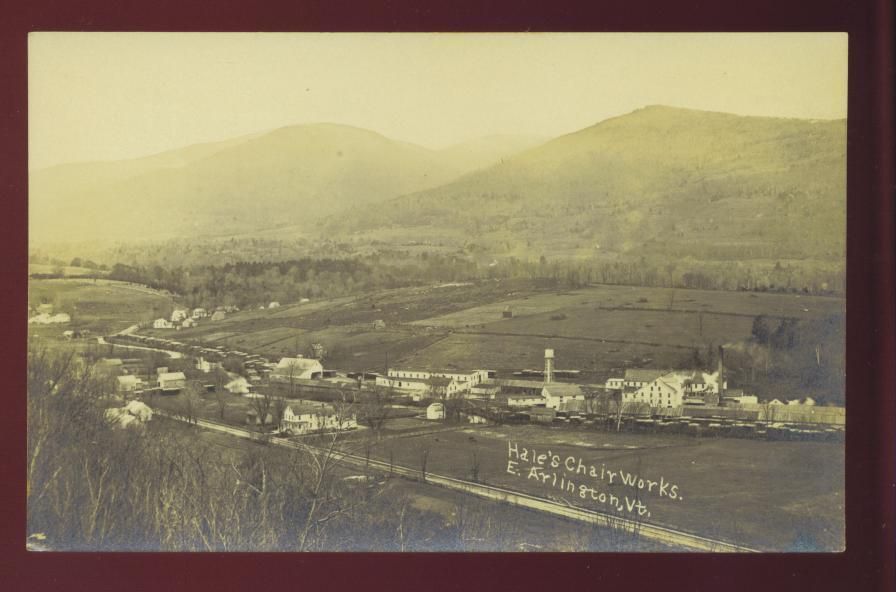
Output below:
[156,411,758,553]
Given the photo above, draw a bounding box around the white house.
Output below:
[271,357,324,381]
[180,318,196,329]
[268,301,280,309]
[426,401,446,420]
[170,308,189,323]
[279,403,357,435]
[210,311,227,321]
[153,318,174,329]
[158,372,186,393]
[192,308,208,319]
[116,374,141,394]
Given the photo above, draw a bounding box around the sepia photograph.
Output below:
[26,32,848,553]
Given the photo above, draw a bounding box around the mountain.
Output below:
[29,124,544,245]
[436,134,549,173]
[325,106,846,263]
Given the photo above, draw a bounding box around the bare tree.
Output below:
[356,385,393,440]
[420,446,430,481]
[469,448,481,483]
[211,367,230,420]
[179,383,202,425]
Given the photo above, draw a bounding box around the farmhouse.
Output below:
[116,374,141,394]
[279,402,357,435]
[271,357,324,381]
[170,308,189,323]
[191,308,208,319]
[268,301,280,309]
[210,311,227,321]
[153,318,174,329]
[158,371,186,393]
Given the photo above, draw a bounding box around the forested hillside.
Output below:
[327,106,846,266]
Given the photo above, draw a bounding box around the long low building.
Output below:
[385,368,489,387]
[375,374,467,401]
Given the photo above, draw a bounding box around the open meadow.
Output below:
[360,422,844,551]
[28,278,175,335]
[156,280,843,388]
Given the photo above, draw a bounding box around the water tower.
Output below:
[544,349,554,384]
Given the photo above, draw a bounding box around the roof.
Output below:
[117,375,139,385]
[158,372,186,381]
[427,376,453,387]
[392,368,482,377]
[624,369,668,383]
[275,357,323,371]
[495,379,545,389]
[542,383,583,397]
[286,403,338,416]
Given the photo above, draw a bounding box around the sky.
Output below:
[28,32,848,171]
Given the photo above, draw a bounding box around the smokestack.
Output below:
[717,345,725,395]
[544,349,554,384]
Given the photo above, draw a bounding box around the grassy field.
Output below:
[360,423,844,551]
[410,284,843,328]
[153,280,843,386]
[182,419,672,551]
[28,278,175,335]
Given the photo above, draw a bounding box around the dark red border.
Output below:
[2,2,894,591]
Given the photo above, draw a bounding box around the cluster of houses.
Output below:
[152,306,237,330]
[28,303,71,325]
[113,365,187,395]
